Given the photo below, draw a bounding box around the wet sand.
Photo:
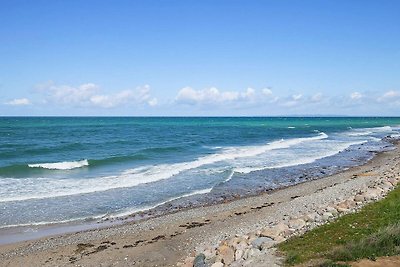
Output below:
[0,142,399,267]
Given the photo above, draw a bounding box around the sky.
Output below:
[0,0,399,116]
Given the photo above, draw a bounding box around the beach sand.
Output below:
[0,143,399,267]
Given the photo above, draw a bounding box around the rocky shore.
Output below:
[178,141,400,267]
[179,172,400,266]
[0,140,399,267]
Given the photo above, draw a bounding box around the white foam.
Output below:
[234,140,367,174]
[347,131,373,136]
[0,133,327,202]
[287,126,296,129]
[224,170,235,183]
[346,126,395,138]
[373,126,392,131]
[28,160,89,170]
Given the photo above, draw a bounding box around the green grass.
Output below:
[327,223,400,262]
[278,185,400,266]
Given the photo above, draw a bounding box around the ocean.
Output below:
[1,117,400,230]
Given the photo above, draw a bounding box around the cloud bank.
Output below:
[36,82,158,108]
[2,82,399,116]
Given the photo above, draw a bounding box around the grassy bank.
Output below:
[278,185,400,266]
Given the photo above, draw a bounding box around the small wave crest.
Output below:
[28,160,89,170]
[347,131,373,136]
[346,126,394,137]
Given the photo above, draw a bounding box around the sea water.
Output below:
[0,117,399,229]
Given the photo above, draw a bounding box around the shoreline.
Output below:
[0,141,399,266]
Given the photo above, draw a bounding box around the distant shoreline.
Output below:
[1,115,400,118]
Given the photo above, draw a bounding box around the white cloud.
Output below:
[350,92,363,100]
[175,87,253,105]
[148,98,158,107]
[5,98,31,106]
[376,90,400,106]
[281,94,303,107]
[176,87,321,109]
[292,94,303,101]
[262,88,273,96]
[310,93,323,102]
[378,90,400,101]
[179,86,270,106]
[241,88,255,99]
[37,82,157,108]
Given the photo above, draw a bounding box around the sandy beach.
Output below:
[0,141,398,267]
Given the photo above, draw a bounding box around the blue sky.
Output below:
[1,0,399,116]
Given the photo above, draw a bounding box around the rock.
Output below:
[210,262,224,267]
[336,207,349,213]
[343,199,357,208]
[260,240,276,250]
[316,208,326,216]
[388,178,398,186]
[273,235,286,242]
[193,253,206,267]
[275,222,288,229]
[243,248,261,260]
[181,257,195,267]
[322,212,333,221]
[363,188,381,200]
[260,227,280,239]
[240,234,249,240]
[326,206,339,216]
[235,249,244,261]
[227,237,241,247]
[247,233,258,241]
[251,237,274,250]
[217,245,234,265]
[288,219,306,230]
[354,194,365,202]
[302,212,319,222]
[202,247,216,260]
[260,223,289,239]
[236,240,248,250]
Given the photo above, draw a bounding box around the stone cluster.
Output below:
[177,170,400,267]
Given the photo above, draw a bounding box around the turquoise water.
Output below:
[0,117,400,228]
